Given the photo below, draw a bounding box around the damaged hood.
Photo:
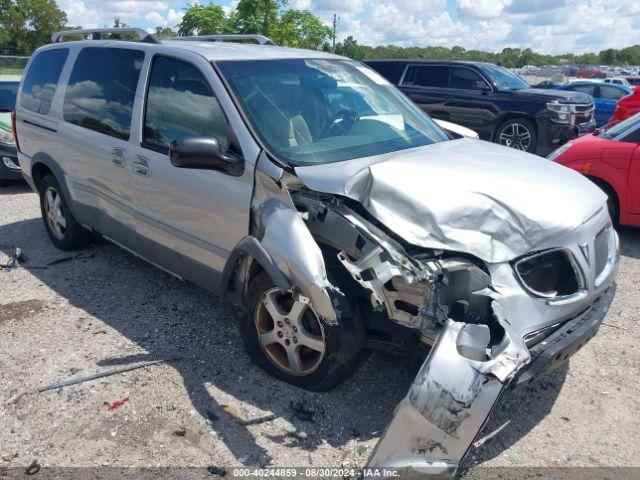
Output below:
[295,138,606,263]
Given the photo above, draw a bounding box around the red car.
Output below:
[548,112,640,227]
[608,86,640,125]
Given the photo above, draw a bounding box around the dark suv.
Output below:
[366,60,596,155]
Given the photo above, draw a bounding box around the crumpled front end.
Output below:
[231,147,619,478]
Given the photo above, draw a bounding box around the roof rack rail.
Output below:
[52,28,159,44]
[172,34,276,46]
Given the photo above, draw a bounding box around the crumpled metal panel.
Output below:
[367,320,527,478]
[295,138,607,263]
[251,155,339,324]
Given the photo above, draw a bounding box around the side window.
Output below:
[569,84,595,96]
[448,67,488,90]
[20,48,69,115]
[143,56,229,153]
[620,127,640,143]
[599,86,626,100]
[403,65,450,88]
[63,47,144,140]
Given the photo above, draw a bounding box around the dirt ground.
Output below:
[1,181,639,478]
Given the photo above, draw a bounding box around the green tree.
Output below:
[335,35,363,60]
[232,0,287,35]
[271,9,330,50]
[155,27,177,39]
[177,3,228,36]
[0,0,67,53]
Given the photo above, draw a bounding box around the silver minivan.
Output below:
[15,28,619,477]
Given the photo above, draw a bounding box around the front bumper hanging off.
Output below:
[366,284,616,479]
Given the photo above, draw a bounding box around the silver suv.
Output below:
[15,28,619,477]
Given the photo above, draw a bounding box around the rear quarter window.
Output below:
[63,47,144,140]
[365,62,407,84]
[403,65,450,88]
[20,48,69,115]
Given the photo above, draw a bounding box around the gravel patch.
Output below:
[1,181,639,476]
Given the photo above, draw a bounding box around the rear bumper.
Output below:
[513,283,616,388]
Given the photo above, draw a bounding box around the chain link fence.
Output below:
[0,55,29,75]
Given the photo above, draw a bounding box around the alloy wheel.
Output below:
[255,288,326,376]
[499,123,532,151]
[44,186,67,240]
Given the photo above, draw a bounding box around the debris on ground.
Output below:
[207,465,227,476]
[108,397,130,411]
[0,247,24,271]
[173,428,187,437]
[289,401,314,422]
[24,458,40,476]
[38,358,180,392]
[222,405,247,425]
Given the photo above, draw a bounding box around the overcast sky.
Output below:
[58,0,639,55]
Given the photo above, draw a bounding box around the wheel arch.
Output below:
[586,175,621,223]
[30,153,84,221]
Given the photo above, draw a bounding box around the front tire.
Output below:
[239,272,364,391]
[39,174,92,250]
[496,118,538,153]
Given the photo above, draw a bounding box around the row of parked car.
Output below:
[364,60,640,228]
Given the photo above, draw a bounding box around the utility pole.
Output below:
[332,13,339,53]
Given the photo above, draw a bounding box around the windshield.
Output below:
[217,59,448,166]
[480,65,530,91]
[0,81,19,111]
[598,111,640,139]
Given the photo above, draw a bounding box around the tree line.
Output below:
[2,0,640,68]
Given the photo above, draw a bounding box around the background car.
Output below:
[531,80,561,89]
[576,67,606,78]
[0,74,22,185]
[549,112,640,227]
[604,77,631,87]
[625,76,640,86]
[365,60,595,156]
[607,86,640,126]
[557,81,632,127]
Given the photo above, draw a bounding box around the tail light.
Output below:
[11,110,20,151]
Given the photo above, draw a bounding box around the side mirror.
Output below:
[169,136,244,177]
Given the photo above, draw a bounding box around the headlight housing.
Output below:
[0,127,14,145]
[547,142,572,162]
[513,248,585,299]
[546,101,572,123]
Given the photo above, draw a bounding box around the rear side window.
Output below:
[143,56,229,152]
[63,47,144,140]
[569,84,595,96]
[599,86,626,100]
[403,65,450,88]
[20,48,69,115]
[365,62,407,84]
[448,67,488,90]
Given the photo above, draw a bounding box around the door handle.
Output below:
[132,156,151,177]
[111,148,125,167]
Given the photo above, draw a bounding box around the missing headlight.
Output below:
[514,249,584,298]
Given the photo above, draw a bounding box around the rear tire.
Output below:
[495,117,538,153]
[39,174,92,250]
[239,271,364,391]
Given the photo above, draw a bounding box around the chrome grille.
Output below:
[594,228,609,278]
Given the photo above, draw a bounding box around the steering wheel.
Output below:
[320,109,360,137]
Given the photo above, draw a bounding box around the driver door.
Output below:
[127,51,258,291]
